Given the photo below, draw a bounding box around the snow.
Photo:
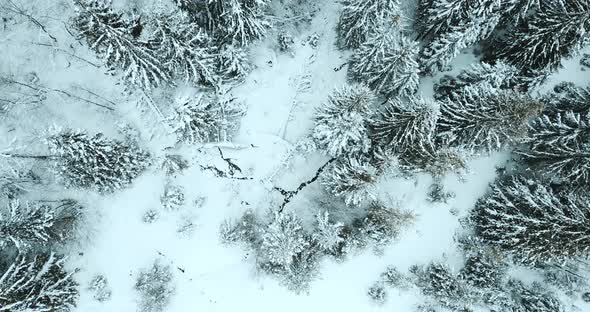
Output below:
[1,0,590,312]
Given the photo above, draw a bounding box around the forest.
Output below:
[0,0,590,311]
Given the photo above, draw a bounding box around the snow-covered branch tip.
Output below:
[274,158,336,213]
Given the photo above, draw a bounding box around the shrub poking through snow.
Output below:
[88,274,112,302]
[367,281,387,304]
[160,184,185,211]
[135,260,175,312]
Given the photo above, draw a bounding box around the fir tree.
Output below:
[312,85,374,157]
[0,253,78,311]
[148,15,218,87]
[517,110,590,186]
[371,96,439,157]
[348,29,420,97]
[73,0,169,90]
[489,0,590,71]
[216,44,251,82]
[260,211,309,267]
[312,211,344,253]
[473,175,590,265]
[437,83,543,153]
[168,92,245,145]
[359,202,415,250]
[508,280,565,312]
[337,0,403,49]
[135,261,175,312]
[322,156,377,206]
[543,82,590,117]
[47,128,151,193]
[0,199,80,249]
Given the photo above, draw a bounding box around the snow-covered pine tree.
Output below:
[176,0,270,45]
[473,175,590,265]
[73,0,169,90]
[359,202,414,250]
[47,128,151,193]
[371,96,439,158]
[148,15,218,87]
[259,211,309,267]
[508,280,565,312]
[416,0,503,73]
[216,44,251,82]
[516,110,590,186]
[312,84,374,157]
[135,261,175,312]
[336,0,403,49]
[348,29,420,97]
[168,92,245,144]
[0,199,79,249]
[321,155,377,206]
[433,61,521,101]
[543,82,590,117]
[437,83,543,153]
[489,0,590,71]
[0,253,78,311]
[312,211,344,254]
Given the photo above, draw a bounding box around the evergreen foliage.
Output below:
[0,199,80,249]
[135,261,175,312]
[168,92,245,145]
[517,109,590,186]
[73,0,169,90]
[0,253,78,311]
[312,211,344,253]
[312,85,374,157]
[337,0,403,49]
[348,30,420,97]
[260,211,309,267]
[47,128,151,193]
[489,0,590,71]
[508,280,565,312]
[473,175,590,265]
[371,97,439,157]
[322,156,377,207]
[437,84,543,153]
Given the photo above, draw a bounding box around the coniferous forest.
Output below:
[1,0,590,311]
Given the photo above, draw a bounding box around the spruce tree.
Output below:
[543,82,590,117]
[489,0,590,71]
[321,155,377,206]
[0,199,80,249]
[73,0,169,90]
[371,96,439,157]
[517,110,590,186]
[473,175,590,265]
[337,0,403,49]
[47,128,151,193]
[0,253,78,311]
[437,83,543,153]
[312,85,374,157]
[148,16,218,87]
[348,29,420,97]
[260,211,309,267]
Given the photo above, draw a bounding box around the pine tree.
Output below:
[47,128,151,193]
[433,61,520,101]
[312,85,374,157]
[168,92,245,145]
[371,96,439,157]
[543,82,590,117]
[216,44,251,82]
[0,199,80,249]
[416,0,503,73]
[473,175,590,265]
[176,0,270,45]
[73,0,169,90]
[135,261,175,312]
[148,15,218,87]
[508,280,565,312]
[321,156,377,206]
[516,110,590,186]
[489,0,590,71]
[336,0,403,49]
[348,29,420,97]
[312,211,344,253]
[359,202,414,250]
[437,83,543,153]
[260,211,309,267]
[0,253,78,311]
